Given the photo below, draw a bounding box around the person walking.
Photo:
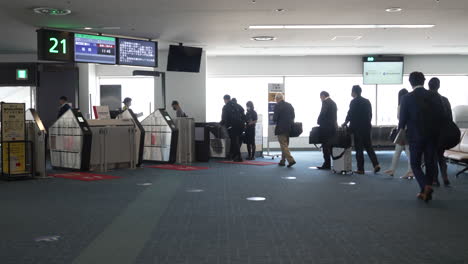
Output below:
[220,94,245,162]
[273,93,296,168]
[384,89,413,178]
[245,101,258,160]
[428,77,452,187]
[342,85,381,174]
[399,72,445,202]
[316,91,338,170]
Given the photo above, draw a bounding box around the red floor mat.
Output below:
[217,160,277,166]
[50,172,121,181]
[145,164,209,171]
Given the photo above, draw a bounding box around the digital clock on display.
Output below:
[37,29,74,62]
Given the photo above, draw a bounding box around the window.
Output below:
[207,75,468,138]
[0,86,35,109]
[206,77,283,136]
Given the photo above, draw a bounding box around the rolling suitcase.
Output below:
[332,147,353,174]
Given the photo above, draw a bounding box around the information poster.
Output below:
[1,103,26,175]
[267,83,285,142]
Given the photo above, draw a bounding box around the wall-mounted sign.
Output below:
[37,29,74,62]
[1,103,26,175]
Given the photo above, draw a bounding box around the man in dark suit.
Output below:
[57,96,71,119]
[399,72,445,201]
[428,77,452,187]
[342,85,380,174]
[273,93,296,168]
[221,94,245,162]
[317,91,337,170]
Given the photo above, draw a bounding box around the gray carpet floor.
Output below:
[1,151,468,264]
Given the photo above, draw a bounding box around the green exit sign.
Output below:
[16,69,28,80]
[37,29,74,62]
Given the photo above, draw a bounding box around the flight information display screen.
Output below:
[118,38,157,67]
[74,34,116,64]
[363,56,404,85]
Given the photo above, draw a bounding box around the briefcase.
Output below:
[290,122,303,138]
[309,126,323,144]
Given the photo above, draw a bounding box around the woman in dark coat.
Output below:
[245,101,258,160]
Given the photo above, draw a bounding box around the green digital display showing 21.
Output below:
[49,37,67,54]
[37,29,74,61]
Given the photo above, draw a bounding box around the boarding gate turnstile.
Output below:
[49,109,143,172]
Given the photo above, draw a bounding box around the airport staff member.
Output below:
[273,92,296,168]
[220,94,245,162]
[58,96,71,118]
[123,97,132,111]
[317,91,338,170]
[122,97,143,117]
[342,85,380,174]
[172,100,188,117]
[399,72,445,201]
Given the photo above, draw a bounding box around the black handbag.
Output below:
[389,127,398,142]
[290,122,303,137]
[309,126,323,144]
[438,120,461,150]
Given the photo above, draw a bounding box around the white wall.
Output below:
[77,63,96,118]
[92,51,207,122]
[208,55,468,76]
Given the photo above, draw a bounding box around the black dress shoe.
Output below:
[234,158,243,162]
[374,165,381,173]
[444,180,451,187]
[278,162,286,167]
[287,161,296,168]
[317,166,331,170]
[354,170,365,175]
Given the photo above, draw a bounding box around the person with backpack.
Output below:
[221,94,246,162]
[428,77,452,187]
[399,72,445,202]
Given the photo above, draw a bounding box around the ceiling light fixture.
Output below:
[385,7,403,13]
[33,7,72,16]
[332,36,363,41]
[83,27,93,30]
[248,24,435,29]
[251,36,276,41]
[275,8,286,12]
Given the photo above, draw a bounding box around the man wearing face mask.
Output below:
[171,100,188,117]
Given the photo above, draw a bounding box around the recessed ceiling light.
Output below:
[83,27,93,30]
[275,8,286,12]
[251,36,276,41]
[248,24,435,29]
[332,36,363,41]
[33,7,72,16]
[386,7,403,13]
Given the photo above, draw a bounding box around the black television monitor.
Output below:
[118,38,158,67]
[363,56,404,85]
[167,45,202,73]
